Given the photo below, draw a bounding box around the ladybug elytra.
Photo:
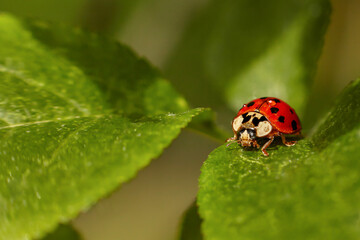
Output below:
[227,97,302,156]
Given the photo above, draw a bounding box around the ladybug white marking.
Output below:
[232,115,243,132]
[256,120,272,137]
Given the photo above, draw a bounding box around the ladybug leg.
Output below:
[281,134,296,146]
[252,140,260,149]
[295,131,303,138]
[261,136,274,157]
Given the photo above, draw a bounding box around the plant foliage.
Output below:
[0,13,204,239]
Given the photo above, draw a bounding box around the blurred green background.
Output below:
[1,0,359,239]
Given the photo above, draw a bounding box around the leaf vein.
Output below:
[0,64,89,115]
[48,116,104,164]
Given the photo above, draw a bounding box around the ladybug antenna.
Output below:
[226,141,236,147]
[226,139,242,147]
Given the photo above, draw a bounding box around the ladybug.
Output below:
[227,97,301,156]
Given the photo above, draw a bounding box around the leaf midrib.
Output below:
[0,114,104,130]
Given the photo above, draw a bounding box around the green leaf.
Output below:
[178,202,203,240]
[198,79,360,239]
[0,14,188,119]
[166,0,330,117]
[1,110,203,239]
[40,224,82,240]
[311,79,360,150]
[0,13,201,239]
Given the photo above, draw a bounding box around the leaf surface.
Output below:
[1,110,202,239]
[0,13,201,239]
[24,21,188,116]
[198,79,360,239]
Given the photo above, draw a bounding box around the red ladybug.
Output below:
[227,97,302,156]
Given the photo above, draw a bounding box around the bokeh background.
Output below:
[1,0,359,239]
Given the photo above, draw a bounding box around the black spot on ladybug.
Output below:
[242,115,251,123]
[291,120,297,130]
[270,107,279,114]
[242,113,248,118]
[252,117,260,126]
[247,101,255,107]
[272,98,281,103]
[260,97,268,99]
[290,109,294,114]
[278,116,285,123]
[259,116,267,122]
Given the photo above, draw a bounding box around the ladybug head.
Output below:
[238,128,256,140]
[238,128,256,147]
